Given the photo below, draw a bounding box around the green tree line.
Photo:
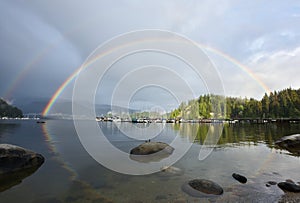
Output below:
[0,98,23,118]
[170,87,300,119]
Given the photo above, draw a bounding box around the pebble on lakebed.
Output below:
[181,179,223,197]
[159,165,184,176]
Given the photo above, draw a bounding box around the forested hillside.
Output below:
[170,88,300,119]
[0,98,23,118]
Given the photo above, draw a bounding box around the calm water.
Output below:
[0,120,300,203]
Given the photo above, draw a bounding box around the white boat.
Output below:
[112,117,121,122]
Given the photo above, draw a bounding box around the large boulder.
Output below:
[129,142,174,163]
[182,179,223,197]
[275,134,300,155]
[0,144,45,192]
[130,142,174,155]
[0,144,44,174]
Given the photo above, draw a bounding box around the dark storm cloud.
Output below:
[1,0,300,113]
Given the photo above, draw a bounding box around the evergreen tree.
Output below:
[0,99,23,118]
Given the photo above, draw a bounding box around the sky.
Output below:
[1,0,300,113]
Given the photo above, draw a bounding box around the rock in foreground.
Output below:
[232,173,247,184]
[182,179,223,197]
[0,144,44,175]
[275,134,300,155]
[0,144,45,192]
[130,142,174,155]
[278,182,300,193]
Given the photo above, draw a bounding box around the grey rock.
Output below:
[267,181,277,185]
[129,142,174,163]
[130,142,174,155]
[160,166,184,176]
[155,194,167,200]
[275,134,300,155]
[182,179,223,197]
[0,144,44,192]
[0,144,44,174]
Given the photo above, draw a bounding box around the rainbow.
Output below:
[200,45,271,94]
[2,35,267,116]
[42,43,271,116]
[42,39,135,116]
[42,68,81,116]
[4,45,56,100]
[3,20,88,100]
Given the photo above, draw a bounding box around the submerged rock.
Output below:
[275,134,300,155]
[159,165,184,176]
[62,180,113,203]
[129,142,174,163]
[0,144,45,192]
[0,144,44,174]
[0,165,43,192]
[155,194,167,200]
[267,181,277,185]
[232,173,247,184]
[278,182,300,193]
[286,179,295,184]
[266,181,277,187]
[182,179,223,197]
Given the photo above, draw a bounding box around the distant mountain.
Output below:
[13,97,138,116]
[14,98,49,114]
[49,102,137,116]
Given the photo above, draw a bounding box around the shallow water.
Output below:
[0,120,299,202]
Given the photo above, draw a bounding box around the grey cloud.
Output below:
[1,0,300,113]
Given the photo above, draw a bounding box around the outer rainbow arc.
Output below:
[4,39,67,100]
[42,38,271,116]
[3,20,94,100]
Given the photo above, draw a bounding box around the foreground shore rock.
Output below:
[278,181,300,193]
[182,179,223,197]
[275,134,300,155]
[0,144,45,192]
[0,144,44,174]
[129,142,174,162]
